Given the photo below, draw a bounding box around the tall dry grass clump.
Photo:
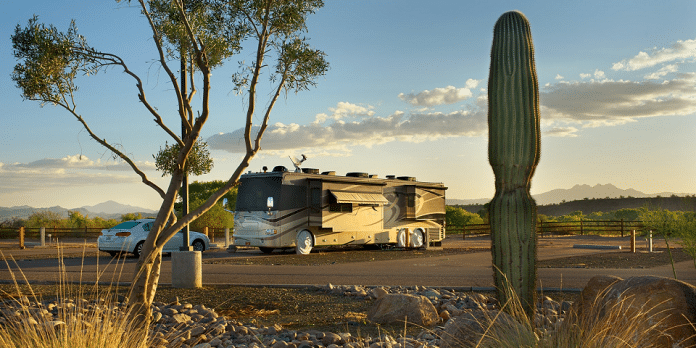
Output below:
[0,248,161,348]
[439,278,679,348]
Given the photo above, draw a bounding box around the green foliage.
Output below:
[120,212,144,222]
[446,206,484,226]
[487,10,540,318]
[148,0,245,68]
[154,139,214,177]
[22,211,119,228]
[175,180,236,230]
[11,16,97,106]
[25,211,66,228]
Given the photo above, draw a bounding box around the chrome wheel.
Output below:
[411,229,425,248]
[295,230,313,255]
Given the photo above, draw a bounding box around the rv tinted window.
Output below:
[237,177,283,211]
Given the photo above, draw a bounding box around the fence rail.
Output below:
[447,220,645,239]
[1,220,645,248]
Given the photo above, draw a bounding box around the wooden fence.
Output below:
[447,220,646,239]
[1,220,647,247]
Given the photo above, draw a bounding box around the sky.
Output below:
[1,0,695,211]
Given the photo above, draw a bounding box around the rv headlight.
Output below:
[265,229,277,235]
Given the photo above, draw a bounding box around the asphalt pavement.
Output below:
[0,235,693,290]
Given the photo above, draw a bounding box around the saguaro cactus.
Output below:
[487,10,541,318]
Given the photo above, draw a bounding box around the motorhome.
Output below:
[231,164,447,254]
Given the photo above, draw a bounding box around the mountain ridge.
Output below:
[447,183,693,206]
[0,201,157,221]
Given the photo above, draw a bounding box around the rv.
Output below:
[231,165,447,254]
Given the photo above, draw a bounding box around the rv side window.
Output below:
[329,203,352,213]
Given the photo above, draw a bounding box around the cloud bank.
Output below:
[208,38,695,153]
[0,155,156,193]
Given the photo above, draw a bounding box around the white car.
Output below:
[97,218,210,257]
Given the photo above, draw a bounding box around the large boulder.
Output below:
[564,275,696,347]
[367,293,439,327]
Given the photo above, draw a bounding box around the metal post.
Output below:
[648,230,653,252]
[180,55,192,252]
[40,227,45,247]
[630,230,636,253]
[19,227,25,249]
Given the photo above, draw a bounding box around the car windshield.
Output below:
[111,221,142,230]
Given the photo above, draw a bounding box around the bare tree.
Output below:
[11,0,328,325]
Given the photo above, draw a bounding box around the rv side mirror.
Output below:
[267,197,274,210]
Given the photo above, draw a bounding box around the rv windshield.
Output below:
[236,176,283,211]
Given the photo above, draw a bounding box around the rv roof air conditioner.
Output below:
[397,176,416,181]
[272,166,288,172]
[346,172,369,178]
[321,171,336,176]
[301,168,320,174]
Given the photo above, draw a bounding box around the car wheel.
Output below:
[259,247,274,254]
[192,239,205,252]
[295,230,314,255]
[133,241,144,258]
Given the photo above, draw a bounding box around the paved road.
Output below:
[0,235,693,290]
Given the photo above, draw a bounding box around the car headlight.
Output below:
[264,229,277,235]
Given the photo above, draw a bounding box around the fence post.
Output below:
[630,230,636,253]
[462,223,466,240]
[580,219,584,235]
[19,227,25,249]
[538,221,543,237]
[40,227,46,247]
[203,227,209,238]
[225,227,230,247]
[620,219,624,237]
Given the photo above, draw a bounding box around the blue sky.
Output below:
[1,0,695,210]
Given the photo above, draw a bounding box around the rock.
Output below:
[322,332,342,345]
[565,275,696,347]
[439,310,531,348]
[367,293,439,327]
[371,287,389,299]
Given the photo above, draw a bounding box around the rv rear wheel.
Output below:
[296,230,314,255]
[411,229,425,248]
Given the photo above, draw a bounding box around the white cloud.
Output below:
[555,74,564,80]
[398,80,480,107]
[594,70,605,79]
[580,73,591,79]
[314,102,375,123]
[541,73,696,127]
[544,127,578,137]
[612,38,696,71]
[644,64,679,80]
[207,101,488,154]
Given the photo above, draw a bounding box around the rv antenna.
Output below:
[289,154,308,172]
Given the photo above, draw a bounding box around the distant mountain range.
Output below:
[447,184,693,206]
[0,200,157,221]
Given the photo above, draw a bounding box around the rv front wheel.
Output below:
[296,230,314,255]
